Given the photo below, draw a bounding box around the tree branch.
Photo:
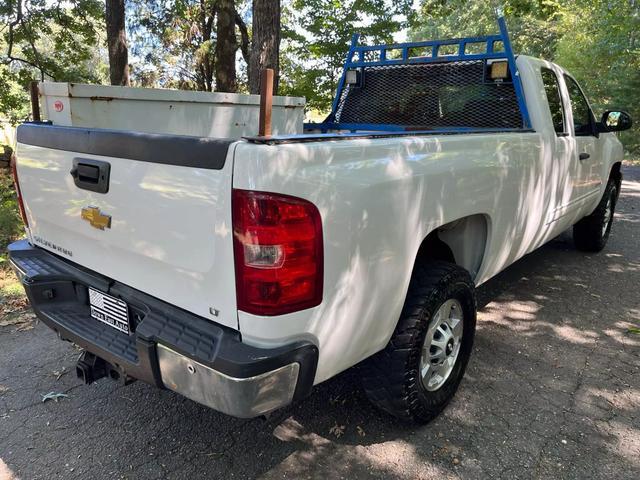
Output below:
[22,13,47,80]
[6,0,24,60]
[235,12,250,64]
[4,0,53,81]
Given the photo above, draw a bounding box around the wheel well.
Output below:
[415,232,456,264]
[415,215,489,280]
[610,162,622,191]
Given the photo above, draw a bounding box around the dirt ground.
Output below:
[1,166,639,480]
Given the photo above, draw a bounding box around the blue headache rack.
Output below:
[306,16,532,134]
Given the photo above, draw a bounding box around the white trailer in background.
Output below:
[37,82,305,138]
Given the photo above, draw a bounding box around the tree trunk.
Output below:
[196,0,215,91]
[215,0,237,92]
[249,0,281,95]
[235,12,250,65]
[105,0,129,86]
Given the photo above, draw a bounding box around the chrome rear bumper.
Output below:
[158,345,300,418]
[8,239,318,418]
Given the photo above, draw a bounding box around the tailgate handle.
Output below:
[70,158,110,194]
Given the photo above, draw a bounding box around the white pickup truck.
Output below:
[8,19,632,423]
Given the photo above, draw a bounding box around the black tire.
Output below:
[361,261,476,423]
[573,179,618,252]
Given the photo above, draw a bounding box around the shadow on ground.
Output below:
[1,167,639,480]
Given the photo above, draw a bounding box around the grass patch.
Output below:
[0,168,22,251]
[0,167,27,316]
[0,265,30,325]
[1,275,24,298]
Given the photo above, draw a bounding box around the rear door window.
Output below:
[564,75,594,136]
[540,68,566,135]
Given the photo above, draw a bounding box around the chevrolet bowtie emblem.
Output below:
[81,206,112,230]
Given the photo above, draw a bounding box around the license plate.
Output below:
[89,287,130,334]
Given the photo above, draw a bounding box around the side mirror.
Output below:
[599,110,633,132]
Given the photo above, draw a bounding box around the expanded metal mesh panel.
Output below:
[334,60,523,129]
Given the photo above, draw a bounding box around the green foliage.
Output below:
[0,65,29,124]
[0,0,637,154]
[1,1,104,79]
[409,0,640,154]
[0,1,107,123]
[553,0,640,153]
[0,169,22,257]
[128,0,216,90]
[279,0,415,112]
[0,168,25,305]
[411,0,563,59]
[128,0,251,91]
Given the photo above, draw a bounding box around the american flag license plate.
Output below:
[88,287,130,334]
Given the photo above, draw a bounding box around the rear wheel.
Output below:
[361,261,476,423]
[573,179,618,252]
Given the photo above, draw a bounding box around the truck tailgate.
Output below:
[15,124,239,330]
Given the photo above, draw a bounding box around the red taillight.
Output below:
[232,189,323,316]
[10,154,29,228]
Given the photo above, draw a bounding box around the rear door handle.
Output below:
[579,153,590,161]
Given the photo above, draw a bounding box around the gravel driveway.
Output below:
[1,166,639,480]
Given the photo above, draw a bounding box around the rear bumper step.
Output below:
[8,240,318,418]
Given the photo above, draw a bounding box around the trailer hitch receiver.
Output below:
[76,351,108,384]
